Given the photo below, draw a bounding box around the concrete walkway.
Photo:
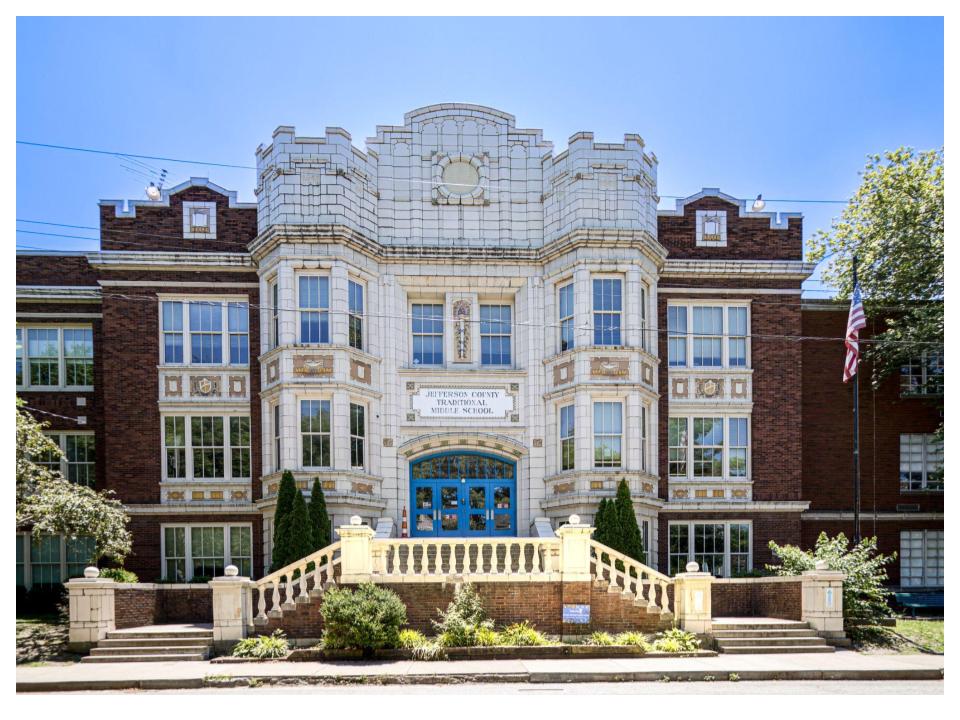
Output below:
[17,650,944,692]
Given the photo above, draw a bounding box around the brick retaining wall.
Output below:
[114,584,213,628]
[710,577,802,620]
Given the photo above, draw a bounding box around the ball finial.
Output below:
[350,515,362,526]
[568,514,580,525]
[84,566,100,579]
[685,561,700,573]
[224,565,239,577]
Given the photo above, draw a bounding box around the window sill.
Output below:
[17,385,94,393]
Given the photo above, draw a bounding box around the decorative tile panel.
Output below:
[189,375,221,398]
[228,375,246,398]
[350,358,372,384]
[591,357,629,377]
[293,354,334,376]
[553,360,574,386]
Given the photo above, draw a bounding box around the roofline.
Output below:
[658,187,802,230]
[99,177,257,218]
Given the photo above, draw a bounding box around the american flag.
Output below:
[843,283,867,382]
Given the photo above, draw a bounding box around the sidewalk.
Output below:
[16,650,944,692]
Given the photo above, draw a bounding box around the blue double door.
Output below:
[410,453,516,537]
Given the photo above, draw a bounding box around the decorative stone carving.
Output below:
[641,362,653,385]
[673,488,689,499]
[712,489,725,498]
[590,480,604,490]
[231,490,247,501]
[732,488,748,499]
[453,299,471,362]
[190,375,221,397]
[642,482,654,494]
[228,375,246,398]
[266,359,279,383]
[695,489,708,498]
[322,480,336,491]
[382,437,394,447]
[268,483,278,495]
[406,381,416,391]
[591,357,629,377]
[510,383,520,392]
[167,490,184,502]
[352,482,374,495]
[164,375,182,398]
[731,379,748,398]
[553,360,574,386]
[209,490,224,500]
[433,153,487,205]
[406,412,416,422]
[672,377,688,399]
[510,413,520,423]
[554,481,575,494]
[532,438,543,448]
[293,354,333,376]
[351,359,372,384]
[191,491,205,501]
[695,378,724,399]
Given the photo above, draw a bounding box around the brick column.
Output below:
[209,565,252,651]
[338,516,375,583]
[66,567,116,652]
[802,560,846,638]
[673,561,713,633]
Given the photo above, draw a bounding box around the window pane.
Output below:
[412,304,444,365]
[28,328,59,386]
[189,302,223,364]
[480,305,511,365]
[191,417,225,478]
[559,283,575,352]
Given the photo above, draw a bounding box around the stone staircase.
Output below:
[712,619,835,654]
[82,625,213,663]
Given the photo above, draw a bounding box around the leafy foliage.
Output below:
[231,630,289,659]
[593,480,645,564]
[586,631,615,646]
[270,470,298,570]
[474,626,501,646]
[98,567,138,583]
[498,621,549,646]
[308,477,332,550]
[432,582,494,647]
[398,629,428,648]
[614,631,652,650]
[15,400,133,564]
[272,474,315,571]
[652,627,700,653]
[320,583,407,651]
[766,532,895,625]
[807,148,944,402]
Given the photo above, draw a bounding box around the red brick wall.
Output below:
[114,586,213,628]
[711,578,802,620]
[115,587,158,628]
[657,196,802,260]
[100,186,256,253]
[17,254,100,286]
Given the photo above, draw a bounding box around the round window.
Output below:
[441,161,480,195]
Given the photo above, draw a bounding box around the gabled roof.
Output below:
[658,187,801,230]
[99,177,256,218]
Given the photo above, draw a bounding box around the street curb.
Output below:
[16,667,943,692]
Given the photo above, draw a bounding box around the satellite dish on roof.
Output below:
[751,194,766,212]
[146,182,162,201]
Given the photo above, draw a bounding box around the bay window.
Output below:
[669,521,752,577]
[17,325,94,389]
[160,299,249,366]
[348,280,364,351]
[299,276,330,344]
[350,402,366,470]
[559,282,574,352]
[559,404,575,471]
[593,401,622,468]
[161,415,251,481]
[669,415,750,481]
[592,278,622,346]
[161,525,252,581]
[667,303,750,369]
[301,399,332,468]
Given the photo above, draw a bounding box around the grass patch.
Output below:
[895,619,944,653]
[849,619,943,654]
[16,615,81,665]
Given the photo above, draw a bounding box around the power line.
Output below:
[16,140,257,171]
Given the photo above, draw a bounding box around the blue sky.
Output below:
[16,16,943,295]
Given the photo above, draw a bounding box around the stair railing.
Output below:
[249,542,341,625]
[589,540,673,616]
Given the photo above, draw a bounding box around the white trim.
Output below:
[664,501,811,512]
[122,504,259,514]
[16,532,96,590]
[161,413,252,484]
[88,252,254,271]
[667,300,751,370]
[662,259,816,280]
[802,511,944,521]
[17,312,103,319]
[667,413,751,484]
[158,296,250,368]
[299,397,333,470]
[659,287,803,296]
[667,519,753,578]
[100,280,259,287]
[17,286,102,302]
[99,177,256,218]
[17,324,95,392]
[657,187,802,230]
[159,522,254,581]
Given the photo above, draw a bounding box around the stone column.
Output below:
[802,560,846,638]
[673,561,713,633]
[556,514,594,581]
[66,567,116,652]
[209,565,252,651]
[338,516,376,583]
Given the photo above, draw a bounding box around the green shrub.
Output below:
[231,630,289,659]
[409,641,446,661]
[98,567,138,583]
[767,532,895,626]
[474,626,501,646]
[320,583,407,652]
[615,631,652,650]
[499,621,549,646]
[586,631,616,646]
[432,583,493,647]
[652,627,700,653]
[398,629,428,649]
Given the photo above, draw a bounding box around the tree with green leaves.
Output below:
[308,477,332,550]
[272,480,315,571]
[271,470,299,570]
[593,495,623,554]
[613,479,645,564]
[16,399,131,564]
[808,148,943,404]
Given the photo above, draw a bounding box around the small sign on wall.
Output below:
[562,604,591,624]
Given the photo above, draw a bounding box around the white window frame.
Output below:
[591,275,624,347]
[559,403,576,472]
[558,281,575,353]
[272,403,282,473]
[410,302,445,366]
[160,523,253,582]
[299,398,332,470]
[158,296,249,367]
[267,278,280,350]
[668,414,751,482]
[160,413,252,482]
[16,533,96,589]
[349,400,366,471]
[38,431,96,486]
[668,520,753,577]
[899,530,943,588]
[348,278,365,352]
[666,301,752,369]
[479,303,513,367]
[900,351,944,396]
[297,274,331,345]
[17,324,94,391]
[592,400,624,469]
[182,201,217,239]
[899,434,944,492]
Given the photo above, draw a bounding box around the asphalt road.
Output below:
[53,680,944,695]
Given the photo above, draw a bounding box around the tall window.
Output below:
[190,526,224,579]
[670,521,751,578]
[560,404,576,471]
[16,534,96,589]
[640,405,648,471]
[30,535,61,586]
[301,400,331,468]
[164,527,187,582]
[900,530,943,587]
[230,417,251,479]
[593,401,622,469]
[667,306,687,367]
[693,418,723,478]
[348,280,364,351]
[667,303,750,369]
[640,284,649,352]
[229,526,253,577]
[162,525,252,582]
[65,435,95,487]
[299,276,330,344]
[23,328,61,387]
[66,536,96,578]
[900,434,944,491]
[480,305,511,366]
[692,307,723,367]
[412,304,444,365]
[592,278,622,346]
[16,328,23,386]
[559,283,574,352]
[350,403,366,469]
[728,418,749,477]
[63,329,94,386]
[900,352,943,396]
[162,415,249,481]
[268,280,279,350]
[668,418,688,477]
[273,405,282,472]
[160,300,249,366]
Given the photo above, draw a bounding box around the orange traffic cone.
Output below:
[401,506,408,538]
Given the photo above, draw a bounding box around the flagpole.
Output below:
[852,255,862,544]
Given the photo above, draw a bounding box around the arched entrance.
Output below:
[410,452,517,537]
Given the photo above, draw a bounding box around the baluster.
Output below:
[267,583,277,615]
[660,580,673,616]
[256,585,267,620]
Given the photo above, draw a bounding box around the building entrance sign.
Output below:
[410,452,517,537]
[411,387,514,419]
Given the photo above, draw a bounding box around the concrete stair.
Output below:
[82,625,213,663]
[712,620,835,655]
